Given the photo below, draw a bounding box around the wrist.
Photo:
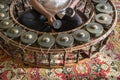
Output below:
[69,5,74,9]
[44,12,51,18]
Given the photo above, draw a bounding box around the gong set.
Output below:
[0,0,117,68]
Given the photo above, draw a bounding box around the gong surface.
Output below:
[0,0,12,4]
[86,22,104,37]
[95,13,112,25]
[92,0,107,3]
[6,25,23,38]
[21,31,38,44]
[53,20,62,29]
[65,7,75,17]
[0,19,13,29]
[96,3,113,14]
[0,12,9,20]
[56,33,74,47]
[38,34,55,48]
[0,3,9,12]
[72,29,90,42]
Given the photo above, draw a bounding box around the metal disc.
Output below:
[0,19,13,29]
[6,0,12,4]
[65,7,75,17]
[0,3,9,12]
[96,3,113,14]
[6,26,23,38]
[0,12,9,20]
[56,33,74,47]
[92,0,107,3]
[21,31,38,44]
[0,0,12,4]
[53,20,62,29]
[37,34,55,48]
[95,13,112,25]
[86,22,104,37]
[72,30,90,42]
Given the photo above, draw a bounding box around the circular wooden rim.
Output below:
[9,0,95,35]
[0,0,117,53]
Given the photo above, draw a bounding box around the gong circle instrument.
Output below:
[0,0,117,68]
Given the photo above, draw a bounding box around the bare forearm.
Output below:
[29,0,51,17]
[69,0,79,9]
[29,0,55,25]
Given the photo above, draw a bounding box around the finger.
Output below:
[50,18,54,24]
[48,19,53,25]
[48,20,52,25]
[52,17,56,21]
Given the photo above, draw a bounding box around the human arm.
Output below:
[69,0,80,9]
[29,0,55,25]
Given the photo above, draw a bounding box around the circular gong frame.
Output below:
[0,0,117,68]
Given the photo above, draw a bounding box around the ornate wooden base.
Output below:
[0,33,111,68]
[0,0,117,68]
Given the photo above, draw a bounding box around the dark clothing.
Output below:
[18,9,82,32]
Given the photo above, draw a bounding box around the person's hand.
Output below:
[46,13,56,25]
